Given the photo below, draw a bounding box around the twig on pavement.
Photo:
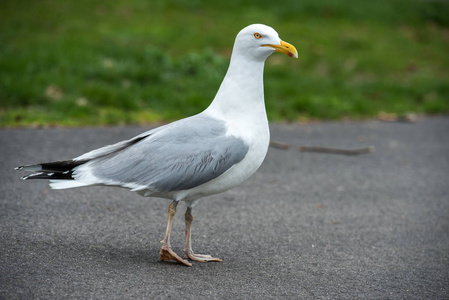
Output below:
[298,145,375,155]
[270,140,291,150]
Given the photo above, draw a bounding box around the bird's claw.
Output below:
[184,250,223,263]
[160,245,192,267]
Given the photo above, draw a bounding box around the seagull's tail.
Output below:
[15,160,91,189]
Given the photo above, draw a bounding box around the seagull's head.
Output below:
[233,24,298,61]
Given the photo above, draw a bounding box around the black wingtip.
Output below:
[16,160,86,180]
[20,171,74,180]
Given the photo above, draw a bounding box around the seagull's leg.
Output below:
[159,201,192,267]
[184,207,223,263]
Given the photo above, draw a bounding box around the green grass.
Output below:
[1,0,448,127]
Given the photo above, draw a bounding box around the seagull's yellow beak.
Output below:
[262,40,298,59]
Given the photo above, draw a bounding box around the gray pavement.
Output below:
[1,117,448,299]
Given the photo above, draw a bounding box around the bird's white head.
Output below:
[232,24,298,61]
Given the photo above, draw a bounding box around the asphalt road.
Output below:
[1,117,448,299]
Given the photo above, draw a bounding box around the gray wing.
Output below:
[82,115,249,192]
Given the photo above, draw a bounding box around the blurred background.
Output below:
[1,0,448,127]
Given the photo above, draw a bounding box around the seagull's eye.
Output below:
[254,32,263,39]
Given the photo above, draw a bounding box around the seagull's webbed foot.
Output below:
[184,249,223,263]
[160,244,192,267]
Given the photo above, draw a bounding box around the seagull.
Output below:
[16,24,298,267]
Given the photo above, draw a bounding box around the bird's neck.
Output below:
[205,55,267,122]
